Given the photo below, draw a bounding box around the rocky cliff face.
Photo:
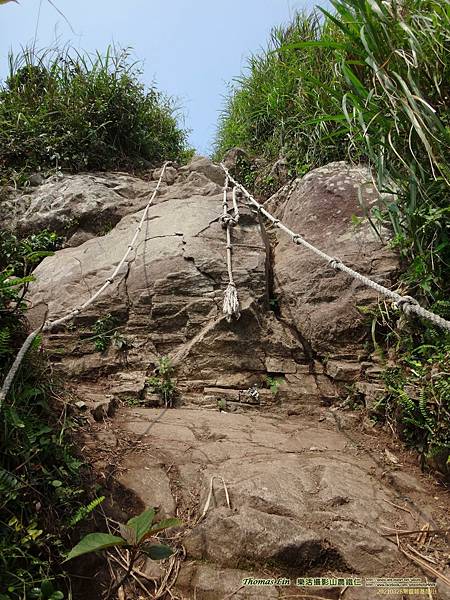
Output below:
[9,158,450,599]
[16,156,397,413]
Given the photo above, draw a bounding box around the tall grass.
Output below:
[215,0,450,298]
[0,45,188,184]
[215,12,348,174]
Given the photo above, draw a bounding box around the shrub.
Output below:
[0,45,188,185]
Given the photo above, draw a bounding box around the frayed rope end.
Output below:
[223,283,240,323]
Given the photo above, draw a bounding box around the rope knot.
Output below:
[329,257,342,270]
[223,282,240,323]
[396,295,419,315]
[251,205,263,216]
[292,234,303,245]
[220,214,238,229]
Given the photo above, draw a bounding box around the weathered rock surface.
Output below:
[26,157,348,407]
[83,406,447,599]
[267,161,399,365]
[0,172,160,242]
[22,158,400,409]
[18,157,449,598]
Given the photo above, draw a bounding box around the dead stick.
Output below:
[406,543,438,565]
[381,527,449,536]
[383,499,415,519]
[108,552,153,596]
[398,545,450,586]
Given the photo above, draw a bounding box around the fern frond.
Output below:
[68,496,105,527]
[0,327,11,358]
[0,468,19,496]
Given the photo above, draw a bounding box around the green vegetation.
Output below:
[90,313,127,352]
[0,231,89,599]
[216,0,449,471]
[147,356,176,407]
[264,375,283,396]
[65,507,180,597]
[0,45,188,186]
[372,302,450,474]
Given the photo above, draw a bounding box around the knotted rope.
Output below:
[0,163,169,408]
[220,177,240,322]
[220,162,450,332]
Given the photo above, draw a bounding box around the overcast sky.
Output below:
[0,0,323,154]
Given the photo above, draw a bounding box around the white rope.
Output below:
[0,163,169,408]
[220,176,240,322]
[220,163,450,332]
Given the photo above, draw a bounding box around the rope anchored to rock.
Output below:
[221,177,241,323]
[220,162,450,332]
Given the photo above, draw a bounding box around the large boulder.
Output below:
[21,158,401,407]
[0,172,159,244]
[267,161,399,382]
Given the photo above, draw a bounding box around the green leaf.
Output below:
[147,517,181,535]
[144,544,174,561]
[40,581,54,597]
[64,532,125,562]
[127,507,155,543]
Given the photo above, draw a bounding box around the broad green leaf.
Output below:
[26,250,55,263]
[64,532,125,562]
[146,518,182,537]
[144,544,174,561]
[127,507,155,543]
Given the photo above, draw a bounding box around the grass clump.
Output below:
[0,45,188,185]
[215,12,346,177]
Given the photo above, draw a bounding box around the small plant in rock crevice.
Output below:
[146,356,176,407]
[91,314,128,353]
[264,375,284,396]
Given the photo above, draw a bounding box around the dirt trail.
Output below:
[83,401,450,600]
